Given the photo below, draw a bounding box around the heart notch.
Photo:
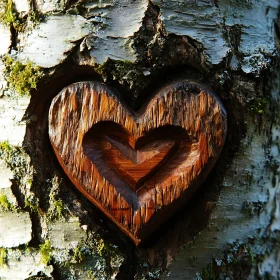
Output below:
[49,81,227,245]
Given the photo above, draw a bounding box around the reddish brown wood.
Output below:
[48,81,227,245]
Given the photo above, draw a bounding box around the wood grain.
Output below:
[48,81,227,245]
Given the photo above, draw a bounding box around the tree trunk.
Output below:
[0,0,279,279]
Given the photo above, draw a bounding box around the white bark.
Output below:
[18,15,93,68]
[0,0,279,279]
[0,211,32,248]
[0,25,10,56]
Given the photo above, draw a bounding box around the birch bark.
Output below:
[0,0,279,279]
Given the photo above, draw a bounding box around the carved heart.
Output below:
[101,134,176,190]
[49,81,227,245]
[82,123,192,196]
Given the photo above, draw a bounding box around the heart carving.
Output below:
[101,135,176,190]
[49,81,227,245]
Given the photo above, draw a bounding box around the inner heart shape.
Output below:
[83,122,195,195]
[48,80,227,245]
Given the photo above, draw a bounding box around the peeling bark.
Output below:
[0,0,279,279]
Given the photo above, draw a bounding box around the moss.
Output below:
[92,236,120,259]
[0,0,43,31]
[27,10,43,26]
[53,200,64,217]
[94,63,106,76]
[24,195,39,213]
[66,2,87,15]
[86,270,98,280]
[0,0,24,31]
[47,198,65,220]
[51,199,64,216]
[94,60,152,110]
[71,246,85,264]
[0,248,7,268]
[47,176,67,220]
[39,240,53,265]
[0,140,12,153]
[68,231,124,279]
[201,263,216,280]
[53,232,124,279]
[96,239,105,256]
[0,194,13,211]
[198,242,255,279]
[4,56,43,96]
[249,97,269,115]
[48,180,65,220]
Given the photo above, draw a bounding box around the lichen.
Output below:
[54,230,124,279]
[39,240,53,265]
[197,242,256,279]
[47,177,66,220]
[0,141,38,217]
[4,56,43,96]
[146,269,162,279]
[84,232,124,279]
[0,141,30,182]
[52,245,86,269]
[241,200,265,217]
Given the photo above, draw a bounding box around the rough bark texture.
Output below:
[0,0,279,279]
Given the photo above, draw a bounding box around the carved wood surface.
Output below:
[48,81,227,245]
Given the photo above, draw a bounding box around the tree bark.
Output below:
[0,0,279,279]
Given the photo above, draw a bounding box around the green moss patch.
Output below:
[0,248,7,268]
[4,56,43,95]
[0,194,13,211]
[0,140,12,153]
[47,199,64,220]
[47,177,66,220]
[24,195,39,213]
[39,240,53,265]
[0,0,24,31]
